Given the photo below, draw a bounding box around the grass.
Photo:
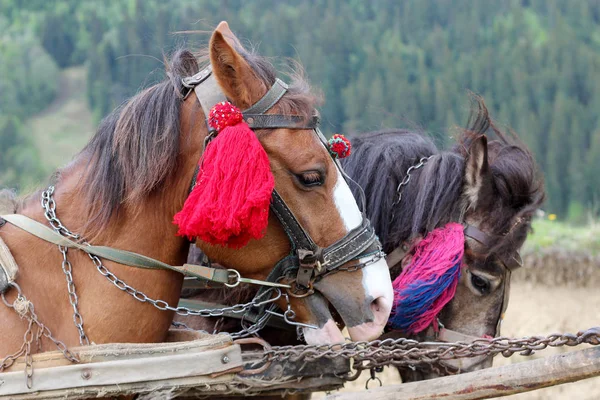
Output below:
[524,218,600,255]
[25,66,95,176]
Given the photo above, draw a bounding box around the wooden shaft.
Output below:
[326,346,600,400]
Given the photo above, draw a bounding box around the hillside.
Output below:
[25,66,95,176]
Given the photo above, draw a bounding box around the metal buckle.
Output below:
[296,248,323,288]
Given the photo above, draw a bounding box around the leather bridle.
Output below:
[182,65,383,322]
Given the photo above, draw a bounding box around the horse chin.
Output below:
[298,293,346,345]
[302,319,346,345]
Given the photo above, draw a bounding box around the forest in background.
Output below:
[1,0,600,221]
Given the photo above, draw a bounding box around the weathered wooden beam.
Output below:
[326,346,600,400]
[0,345,242,397]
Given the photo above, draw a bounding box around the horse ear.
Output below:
[209,21,266,109]
[463,134,492,209]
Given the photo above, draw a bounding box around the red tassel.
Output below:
[173,102,274,248]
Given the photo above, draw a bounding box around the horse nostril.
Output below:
[370,296,392,324]
[371,297,382,313]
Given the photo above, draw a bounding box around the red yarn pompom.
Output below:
[208,101,244,132]
[328,134,352,159]
[173,101,274,249]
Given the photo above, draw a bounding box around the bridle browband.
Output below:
[182,65,382,325]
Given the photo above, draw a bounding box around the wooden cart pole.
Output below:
[326,346,600,400]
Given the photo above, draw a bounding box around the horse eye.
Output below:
[471,274,490,294]
[296,171,324,187]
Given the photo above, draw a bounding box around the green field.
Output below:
[524,219,600,255]
[25,66,95,177]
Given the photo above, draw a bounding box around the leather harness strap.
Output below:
[463,225,523,271]
[1,214,231,284]
[463,225,492,247]
[0,233,18,294]
[322,218,377,271]
[245,115,319,130]
[269,191,317,252]
[193,70,227,124]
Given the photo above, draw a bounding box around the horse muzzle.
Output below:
[313,255,393,342]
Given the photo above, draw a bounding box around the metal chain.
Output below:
[322,250,384,276]
[39,186,304,341]
[262,327,600,372]
[41,186,89,345]
[392,156,435,206]
[89,251,283,318]
[1,283,80,387]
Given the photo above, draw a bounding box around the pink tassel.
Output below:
[389,223,464,334]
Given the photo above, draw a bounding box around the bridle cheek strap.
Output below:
[270,191,380,288]
[462,225,517,334]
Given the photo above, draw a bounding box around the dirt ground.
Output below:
[316,280,600,399]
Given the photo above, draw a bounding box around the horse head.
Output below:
[0,22,392,358]
[180,23,393,344]
[342,97,544,379]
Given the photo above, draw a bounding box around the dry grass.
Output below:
[316,280,600,399]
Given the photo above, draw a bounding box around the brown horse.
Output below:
[0,21,393,369]
[342,98,545,380]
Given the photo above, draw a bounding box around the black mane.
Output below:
[341,99,545,260]
[342,130,463,253]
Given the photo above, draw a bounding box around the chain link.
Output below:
[262,327,600,373]
[322,250,384,276]
[1,284,80,387]
[42,186,89,346]
[39,186,302,342]
[392,156,435,206]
